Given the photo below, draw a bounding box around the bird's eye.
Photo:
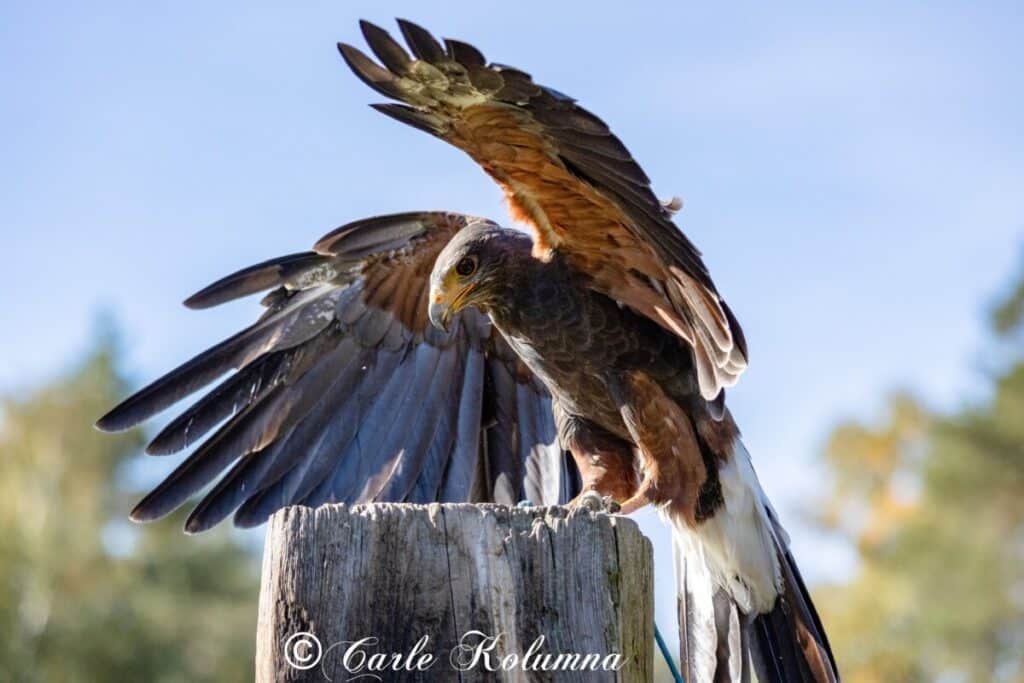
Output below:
[455,256,477,277]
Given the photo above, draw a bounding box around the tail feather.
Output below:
[750,533,838,683]
[674,531,718,681]
[670,436,839,683]
[773,518,838,675]
[712,589,748,683]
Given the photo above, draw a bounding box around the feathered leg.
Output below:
[554,408,638,506]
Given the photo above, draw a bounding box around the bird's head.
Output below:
[428,221,530,331]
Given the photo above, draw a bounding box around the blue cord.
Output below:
[655,623,684,683]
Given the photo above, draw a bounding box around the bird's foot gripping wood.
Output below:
[568,490,621,514]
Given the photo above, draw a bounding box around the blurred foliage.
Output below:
[994,270,1024,337]
[0,333,258,682]
[815,261,1024,683]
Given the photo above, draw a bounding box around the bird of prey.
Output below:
[97,19,838,683]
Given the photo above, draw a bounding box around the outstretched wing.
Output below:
[97,212,579,532]
[339,20,748,401]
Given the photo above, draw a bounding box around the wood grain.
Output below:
[256,503,653,682]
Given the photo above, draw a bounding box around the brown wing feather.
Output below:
[341,19,748,399]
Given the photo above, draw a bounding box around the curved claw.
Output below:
[570,490,621,514]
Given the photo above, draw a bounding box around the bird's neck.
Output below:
[481,252,577,335]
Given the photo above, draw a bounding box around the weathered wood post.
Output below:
[256,502,653,682]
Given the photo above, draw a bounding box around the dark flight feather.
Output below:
[95,324,271,432]
[443,38,485,67]
[183,252,331,310]
[97,212,580,534]
[359,20,413,75]
[145,350,287,455]
[370,103,445,137]
[396,18,446,62]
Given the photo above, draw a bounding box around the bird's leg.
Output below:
[556,412,637,512]
[565,446,637,508]
[610,371,709,521]
[616,452,660,515]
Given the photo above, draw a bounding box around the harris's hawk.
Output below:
[97,20,838,683]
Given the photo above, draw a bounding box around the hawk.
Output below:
[98,19,838,683]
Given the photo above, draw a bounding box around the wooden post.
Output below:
[256,502,654,682]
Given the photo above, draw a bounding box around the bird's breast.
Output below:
[492,273,644,429]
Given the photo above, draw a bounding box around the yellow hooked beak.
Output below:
[428,275,476,332]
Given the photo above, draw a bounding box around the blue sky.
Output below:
[3,0,1021,637]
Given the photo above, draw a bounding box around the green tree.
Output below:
[815,261,1024,683]
[0,332,259,682]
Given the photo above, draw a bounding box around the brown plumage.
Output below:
[96,19,837,683]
